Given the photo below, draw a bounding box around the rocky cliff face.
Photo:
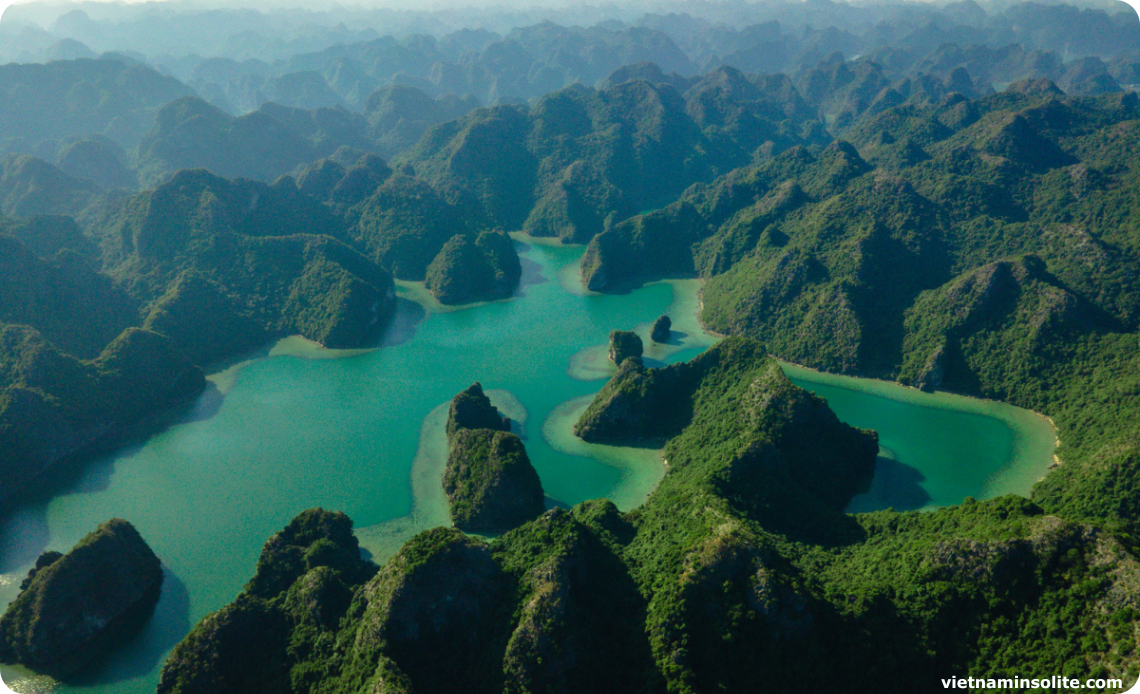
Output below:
[443,383,543,533]
[444,429,545,532]
[0,518,163,676]
[446,382,510,438]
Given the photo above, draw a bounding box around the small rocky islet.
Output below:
[442,382,545,533]
[0,518,163,677]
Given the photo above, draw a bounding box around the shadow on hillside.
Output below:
[63,565,191,686]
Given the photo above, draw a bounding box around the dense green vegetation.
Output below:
[607,329,643,366]
[0,58,192,154]
[155,335,1140,692]
[400,69,830,243]
[582,81,1140,532]
[156,509,378,694]
[8,4,1140,689]
[443,383,543,532]
[443,429,545,532]
[424,230,521,304]
[0,164,406,501]
[0,518,163,676]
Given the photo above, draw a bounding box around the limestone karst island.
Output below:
[1,0,1140,692]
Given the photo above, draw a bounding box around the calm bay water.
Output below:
[0,239,1054,693]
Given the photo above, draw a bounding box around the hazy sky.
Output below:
[2,0,1138,34]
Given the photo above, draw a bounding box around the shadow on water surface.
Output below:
[178,382,224,425]
[544,496,571,512]
[62,565,191,687]
[0,505,50,573]
[0,381,231,529]
[846,456,932,514]
[509,418,528,441]
[377,297,427,348]
[513,251,550,295]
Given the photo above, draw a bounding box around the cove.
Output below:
[781,364,1057,513]
[0,240,1053,694]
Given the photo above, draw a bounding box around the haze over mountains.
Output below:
[4,0,1140,691]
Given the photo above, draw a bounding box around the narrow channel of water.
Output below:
[0,240,1054,693]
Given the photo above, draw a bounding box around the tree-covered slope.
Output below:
[0,58,193,153]
[580,80,1140,528]
[134,96,366,187]
[155,336,1140,692]
[99,167,397,360]
[400,69,831,243]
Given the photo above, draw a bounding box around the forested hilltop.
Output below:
[2,0,1140,691]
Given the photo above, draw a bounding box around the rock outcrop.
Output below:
[157,509,376,694]
[352,528,513,693]
[424,230,521,304]
[0,519,163,676]
[576,336,877,515]
[446,382,510,438]
[444,428,545,532]
[443,383,543,532]
[651,315,672,343]
[607,329,643,365]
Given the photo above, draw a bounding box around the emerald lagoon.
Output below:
[0,239,1055,694]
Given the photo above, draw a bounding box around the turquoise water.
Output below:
[0,239,1054,693]
[782,364,1057,513]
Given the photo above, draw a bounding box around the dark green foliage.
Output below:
[446,382,510,438]
[331,527,514,694]
[159,335,1140,692]
[443,383,543,532]
[0,325,205,502]
[20,551,63,591]
[443,429,544,532]
[135,97,342,187]
[349,172,482,281]
[0,154,100,218]
[424,230,521,304]
[0,235,136,358]
[294,151,392,209]
[607,329,643,366]
[104,168,395,353]
[2,215,96,259]
[0,59,192,151]
[494,508,662,694]
[19,25,1140,693]
[579,337,877,533]
[142,271,271,366]
[579,84,1140,530]
[651,315,671,343]
[158,509,377,694]
[364,84,481,159]
[0,162,406,503]
[246,509,375,600]
[57,136,137,191]
[0,518,163,676]
[403,75,828,244]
